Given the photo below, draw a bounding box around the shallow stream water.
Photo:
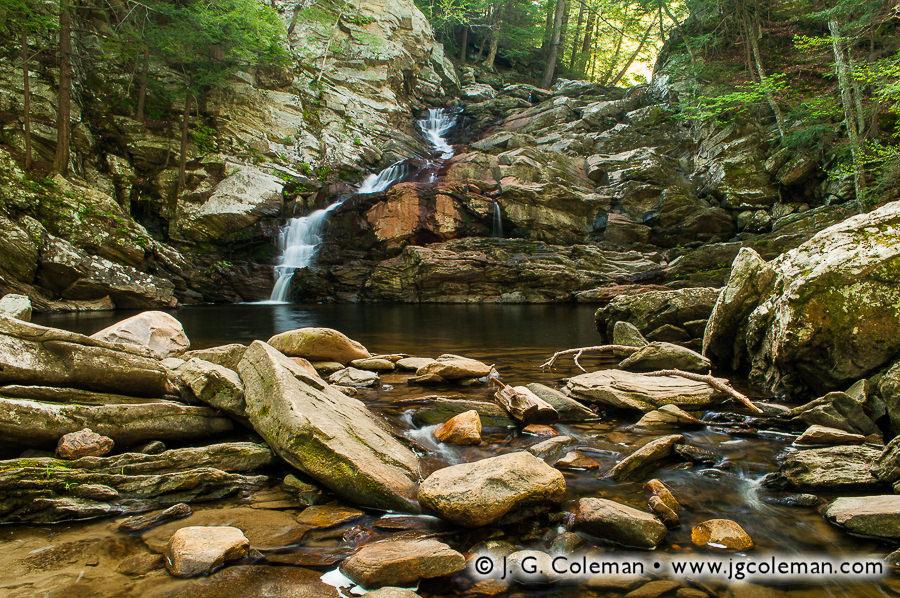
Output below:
[10,304,896,597]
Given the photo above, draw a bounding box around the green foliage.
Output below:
[192,124,218,155]
[677,75,789,124]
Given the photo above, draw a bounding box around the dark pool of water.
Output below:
[27,304,899,597]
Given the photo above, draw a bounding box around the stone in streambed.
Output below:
[824,495,900,540]
[494,385,558,424]
[613,321,648,348]
[396,357,436,371]
[414,354,491,381]
[237,341,421,512]
[645,479,681,512]
[56,427,114,459]
[90,311,189,358]
[0,294,31,321]
[690,519,753,552]
[564,369,724,412]
[267,327,370,363]
[329,367,379,388]
[351,357,396,371]
[434,410,482,445]
[366,588,423,598]
[528,435,575,460]
[522,424,557,436]
[118,503,192,533]
[618,342,712,374]
[340,537,465,589]
[164,526,250,577]
[633,405,702,431]
[789,391,879,437]
[555,450,599,470]
[648,496,679,528]
[182,344,247,370]
[572,497,666,549]
[295,505,364,529]
[289,357,319,376]
[176,358,245,416]
[609,435,684,481]
[765,445,882,490]
[795,425,865,446]
[417,451,565,527]
[525,383,596,422]
[411,397,516,427]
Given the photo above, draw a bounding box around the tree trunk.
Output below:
[598,24,626,85]
[135,46,149,121]
[568,3,584,70]
[541,0,567,89]
[829,19,864,200]
[540,0,554,54]
[484,2,502,71]
[609,17,656,86]
[22,33,32,171]
[54,1,72,176]
[660,0,697,70]
[459,25,468,64]
[577,10,596,76]
[743,7,785,138]
[171,91,192,234]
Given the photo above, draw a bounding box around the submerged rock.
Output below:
[56,428,114,459]
[433,410,482,445]
[691,519,754,552]
[237,341,420,512]
[824,496,900,540]
[266,327,370,363]
[90,311,189,358]
[340,537,466,589]
[417,451,565,526]
[645,479,681,512]
[164,526,250,578]
[571,497,666,549]
[0,294,31,321]
[564,369,724,412]
[410,397,516,427]
[528,435,575,460]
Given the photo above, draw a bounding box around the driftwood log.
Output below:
[494,384,559,425]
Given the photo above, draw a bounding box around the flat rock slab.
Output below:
[609,435,684,481]
[572,497,666,549]
[418,451,565,527]
[767,446,883,490]
[294,505,364,528]
[144,507,309,553]
[340,537,466,588]
[238,341,421,512]
[795,424,865,446]
[564,369,724,412]
[825,495,900,539]
[164,525,249,577]
[396,357,436,371]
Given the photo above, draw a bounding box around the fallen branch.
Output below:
[540,345,640,372]
[643,369,764,415]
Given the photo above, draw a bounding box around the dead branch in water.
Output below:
[643,369,764,414]
[540,345,640,371]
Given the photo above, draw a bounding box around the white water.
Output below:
[492,200,504,238]
[268,108,457,302]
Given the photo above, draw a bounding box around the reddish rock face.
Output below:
[56,428,115,460]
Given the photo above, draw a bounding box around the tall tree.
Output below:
[541,0,567,88]
[53,0,73,175]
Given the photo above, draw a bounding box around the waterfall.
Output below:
[267,108,458,303]
[492,200,504,238]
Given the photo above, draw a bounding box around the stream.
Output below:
[19,304,898,597]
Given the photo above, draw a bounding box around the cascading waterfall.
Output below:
[267,108,458,303]
[491,200,504,238]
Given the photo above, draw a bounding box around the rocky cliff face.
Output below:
[0,0,456,309]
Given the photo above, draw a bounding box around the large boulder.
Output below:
[417,451,565,526]
[340,537,466,589]
[237,341,420,512]
[595,288,721,341]
[90,311,189,358]
[563,369,725,412]
[266,327,370,364]
[765,446,883,490]
[824,496,900,540]
[712,201,900,395]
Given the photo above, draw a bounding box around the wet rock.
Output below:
[633,405,702,431]
[0,294,31,321]
[118,503,192,533]
[313,361,345,375]
[281,475,324,506]
[56,428,114,459]
[874,437,900,485]
[146,564,340,598]
[619,342,712,374]
[528,435,576,460]
[766,446,882,490]
[572,497,666,549]
[525,383,596,422]
[340,537,466,589]
[627,580,684,598]
[410,397,516,427]
[673,444,718,465]
[690,519,754,552]
[294,505,364,529]
[164,526,250,578]
[549,531,588,553]
[762,494,820,508]
[351,357,396,371]
[418,451,565,527]
[564,369,724,412]
[176,358,245,416]
[144,506,310,553]
[645,479,681,512]
[329,367,380,388]
[0,442,273,523]
[415,354,491,381]
[506,549,555,584]
[266,327,370,364]
[522,424,558,436]
[595,287,721,340]
[237,341,421,512]
[613,321,649,348]
[396,357,436,371]
[116,552,165,576]
[0,317,175,397]
[366,588,423,598]
[609,434,684,481]
[434,410,482,445]
[788,391,879,437]
[494,385,558,424]
[90,311,189,358]
[824,496,900,540]
[795,425,865,446]
[648,495,679,528]
[555,450,599,470]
